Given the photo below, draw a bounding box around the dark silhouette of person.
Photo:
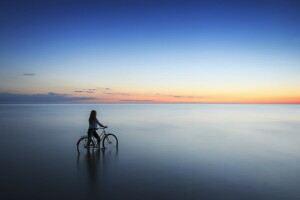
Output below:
[88,110,107,147]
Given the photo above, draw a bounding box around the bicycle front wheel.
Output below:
[102,133,118,149]
[77,136,95,154]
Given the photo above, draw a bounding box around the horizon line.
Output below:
[0,103,299,105]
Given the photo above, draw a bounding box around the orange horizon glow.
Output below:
[79,94,300,104]
[3,85,299,104]
[57,82,300,104]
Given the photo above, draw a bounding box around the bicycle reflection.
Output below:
[77,147,119,190]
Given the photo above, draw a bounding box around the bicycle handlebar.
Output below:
[96,126,108,129]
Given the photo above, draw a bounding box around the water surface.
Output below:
[0,104,299,200]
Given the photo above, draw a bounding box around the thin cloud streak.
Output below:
[74,90,95,93]
[156,93,205,99]
[96,87,111,90]
[119,100,153,102]
[104,92,130,96]
[0,92,96,104]
[23,73,35,76]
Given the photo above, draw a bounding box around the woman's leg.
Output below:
[87,129,93,148]
[93,130,100,145]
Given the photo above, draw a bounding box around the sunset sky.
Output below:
[0,0,299,103]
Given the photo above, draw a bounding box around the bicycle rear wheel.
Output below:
[77,136,95,154]
[102,133,118,149]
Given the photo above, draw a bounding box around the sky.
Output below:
[0,0,299,103]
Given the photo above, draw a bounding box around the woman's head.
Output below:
[89,110,97,123]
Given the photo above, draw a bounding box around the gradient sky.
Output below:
[0,0,299,103]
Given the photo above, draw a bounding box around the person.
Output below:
[88,110,107,146]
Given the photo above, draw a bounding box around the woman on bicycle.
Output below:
[88,110,107,146]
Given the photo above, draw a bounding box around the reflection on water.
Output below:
[76,148,119,198]
[0,104,300,200]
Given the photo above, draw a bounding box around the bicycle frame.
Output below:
[98,129,107,142]
[89,128,107,145]
[77,127,118,154]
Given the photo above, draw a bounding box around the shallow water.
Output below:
[0,104,300,200]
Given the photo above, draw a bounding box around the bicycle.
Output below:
[76,127,118,154]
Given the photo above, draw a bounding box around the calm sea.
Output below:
[0,104,299,200]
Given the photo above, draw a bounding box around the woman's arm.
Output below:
[95,118,105,127]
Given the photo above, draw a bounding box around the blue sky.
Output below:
[0,0,299,103]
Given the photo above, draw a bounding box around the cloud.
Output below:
[48,92,60,95]
[0,92,96,104]
[171,95,197,98]
[88,89,96,91]
[74,90,95,93]
[102,87,129,96]
[104,92,130,96]
[23,73,35,76]
[119,100,153,102]
[96,87,111,90]
[156,93,205,99]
